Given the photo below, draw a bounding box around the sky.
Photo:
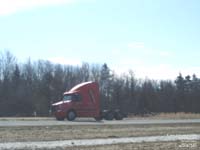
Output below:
[0,0,200,80]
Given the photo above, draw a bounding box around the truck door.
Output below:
[86,89,98,116]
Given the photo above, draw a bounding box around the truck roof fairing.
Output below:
[63,81,95,95]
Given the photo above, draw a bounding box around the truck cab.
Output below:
[52,81,100,121]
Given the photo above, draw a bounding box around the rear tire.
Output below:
[105,112,114,120]
[94,116,103,121]
[114,112,123,120]
[67,110,76,121]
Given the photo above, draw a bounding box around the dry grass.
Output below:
[8,141,200,150]
[154,112,200,119]
[1,123,200,143]
[0,117,52,121]
[64,141,200,150]
[129,112,200,119]
[1,118,200,150]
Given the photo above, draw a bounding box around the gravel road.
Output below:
[0,118,200,127]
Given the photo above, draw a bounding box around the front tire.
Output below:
[67,110,76,121]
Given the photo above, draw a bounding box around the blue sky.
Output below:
[0,0,200,80]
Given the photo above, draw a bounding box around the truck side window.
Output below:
[89,89,95,103]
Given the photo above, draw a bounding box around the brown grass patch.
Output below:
[129,112,200,119]
[65,141,200,150]
[1,123,200,143]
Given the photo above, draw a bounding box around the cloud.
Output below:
[159,51,172,57]
[48,57,81,66]
[128,42,145,49]
[177,67,200,77]
[127,42,174,57]
[128,42,156,56]
[115,64,175,80]
[135,64,178,80]
[113,61,200,80]
[110,42,195,80]
[110,49,121,56]
[0,0,75,16]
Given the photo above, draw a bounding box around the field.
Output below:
[61,141,200,150]
[1,123,200,142]
[0,113,200,149]
[130,112,200,119]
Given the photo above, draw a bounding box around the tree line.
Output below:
[0,51,200,116]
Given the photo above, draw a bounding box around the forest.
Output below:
[0,51,200,116]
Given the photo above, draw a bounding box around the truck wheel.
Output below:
[105,112,114,120]
[114,112,123,120]
[94,116,103,121]
[67,110,76,121]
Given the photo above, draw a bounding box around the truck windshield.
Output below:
[63,95,73,101]
[63,94,81,101]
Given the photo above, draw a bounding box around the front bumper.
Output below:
[54,110,66,119]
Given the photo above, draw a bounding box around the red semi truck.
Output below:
[52,81,124,121]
